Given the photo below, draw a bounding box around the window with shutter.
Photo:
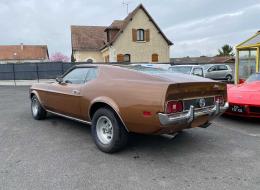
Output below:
[137,29,145,41]
[132,29,137,42]
[117,54,124,62]
[145,29,150,42]
[124,54,131,62]
[152,54,159,62]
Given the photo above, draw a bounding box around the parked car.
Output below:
[30,64,228,153]
[225,73,260,118]
[168,65,204,77]
[203,64,233,81]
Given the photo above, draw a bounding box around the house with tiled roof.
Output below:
[0,44,49,64]
[71,4,172,63]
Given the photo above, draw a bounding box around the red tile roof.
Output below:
[0,45,49,60]
[71,26,107,51]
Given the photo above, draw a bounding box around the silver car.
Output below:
[168,65,204,77]
[203,64,233,81]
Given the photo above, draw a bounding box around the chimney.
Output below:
[20,43,24,51]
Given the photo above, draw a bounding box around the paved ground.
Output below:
[0,86,260,190]
[0,80,54,86]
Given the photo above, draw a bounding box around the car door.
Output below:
[44,67,91,118]
[217,65,228,79]
[207,66,217,79]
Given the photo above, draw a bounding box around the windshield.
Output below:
[169,66,192,74]
[245,73,260,83]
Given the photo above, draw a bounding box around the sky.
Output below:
[0,0,259,58]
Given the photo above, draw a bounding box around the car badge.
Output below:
[198,98,206,108]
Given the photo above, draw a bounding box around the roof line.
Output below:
[100,4,173,50]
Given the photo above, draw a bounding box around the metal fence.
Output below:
[0,62,78,81]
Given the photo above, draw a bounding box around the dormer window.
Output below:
[137,29,145,41]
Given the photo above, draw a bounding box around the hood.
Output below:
[228,82,260,105]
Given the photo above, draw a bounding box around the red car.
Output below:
[226,73,260,118]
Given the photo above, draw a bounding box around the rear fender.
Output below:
[89,96,128,131]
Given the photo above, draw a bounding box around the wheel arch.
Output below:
[89,98,129,132]
[30,90,43,105]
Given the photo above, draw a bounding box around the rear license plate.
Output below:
[231,105,244,113]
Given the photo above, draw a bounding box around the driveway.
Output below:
[0,86,260,190]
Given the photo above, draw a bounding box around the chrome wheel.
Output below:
[31,97,39,117]
[96,116,113,144]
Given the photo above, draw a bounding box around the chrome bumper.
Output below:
[158,101,229,126]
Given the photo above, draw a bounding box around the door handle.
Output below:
[72,89,80,95]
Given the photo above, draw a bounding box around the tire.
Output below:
[91,108,128,153]
[31,95,47,120]
[226,75,232,82]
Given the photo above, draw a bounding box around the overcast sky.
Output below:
[0,0,259,58]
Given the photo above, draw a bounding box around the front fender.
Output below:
[30,90,43,105]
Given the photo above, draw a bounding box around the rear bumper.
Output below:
[158,101,229,126]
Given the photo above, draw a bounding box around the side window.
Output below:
[193,68,203,76]
[63,68,96,84]
[208,66,216,72]
[85,68,98,82]
[218,65,228,70]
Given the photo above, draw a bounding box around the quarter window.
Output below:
[63,68,97,84]
[137,29,144,41]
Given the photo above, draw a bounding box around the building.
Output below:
[71,4,173,63]
[235,30,260,84]
[0,44,49,64]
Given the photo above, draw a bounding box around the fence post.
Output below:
[36,62,39,83]
[61,62,64,74]
[13,63,16,86]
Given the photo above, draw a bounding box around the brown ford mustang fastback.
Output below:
[30,64,229,153]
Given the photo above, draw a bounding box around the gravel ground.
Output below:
[0,86,260,190]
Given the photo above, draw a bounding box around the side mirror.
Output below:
[56,77,63,84]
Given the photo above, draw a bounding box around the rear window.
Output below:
[169,66,192,74]
[217,65,228,70]
[121,65,169,74]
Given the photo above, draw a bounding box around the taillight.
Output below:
[166,100,183,114]
[215,96,224,105]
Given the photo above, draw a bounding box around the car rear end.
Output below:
[156,82,229,134]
